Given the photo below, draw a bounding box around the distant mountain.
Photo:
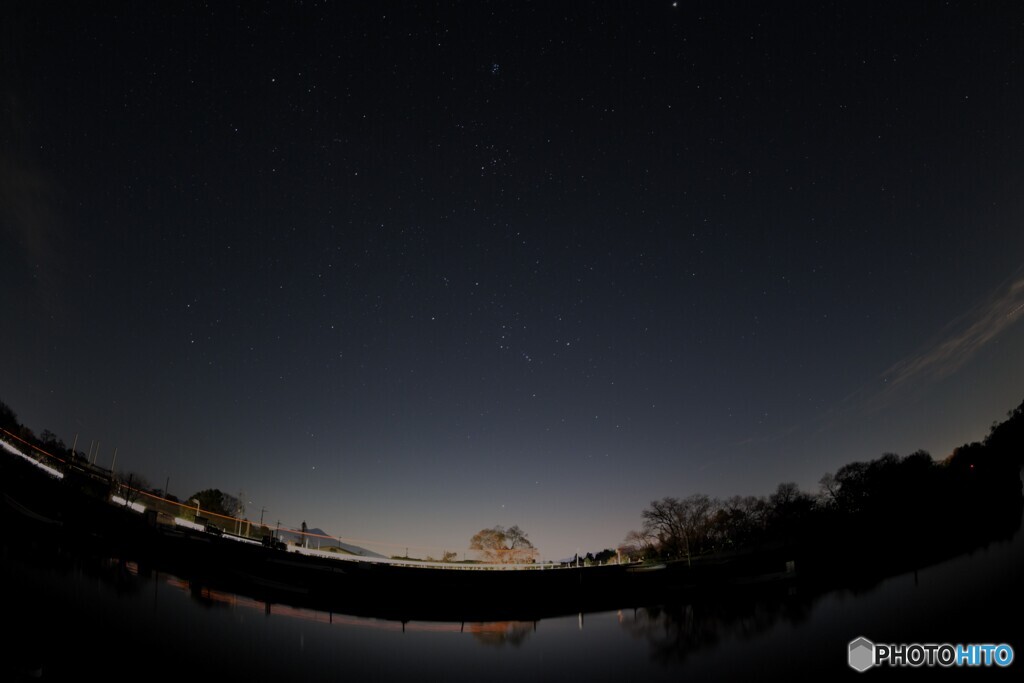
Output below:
[277,527,386,558]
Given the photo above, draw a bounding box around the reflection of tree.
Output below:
[621,591,817,665]
[188,581,234,610]
[105,558,143,598]
[468,621,534,648]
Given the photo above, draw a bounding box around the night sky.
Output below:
[3,1,1023,560]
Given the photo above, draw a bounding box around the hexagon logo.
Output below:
[849,636,875,672]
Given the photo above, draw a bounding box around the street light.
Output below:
[191,498,201,523]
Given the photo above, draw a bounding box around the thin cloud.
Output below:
[880,272,1024,390]
[0,93,66,308]
[816,268,1024,428]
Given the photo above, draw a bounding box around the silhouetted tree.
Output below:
[0,400,18,432]
[18,426,36,451]
[620,528,657,561]
[830,461,870,513]
[39,429,62,452]
[120,471,152,506]
[984,399,1024,466]
[186,489,240,518]
[818,473,840,508]
[712,495,768,549]
[641,494,718,564]
[766,482,814,544]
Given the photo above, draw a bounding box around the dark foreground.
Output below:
[2,452,1023,680]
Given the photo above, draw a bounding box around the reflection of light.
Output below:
[167,518,265,544]
[465,621,534,634]
[190,585,245,607]
[157,571,540,635]
[111,495,146,513]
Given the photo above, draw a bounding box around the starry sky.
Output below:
[3,1,1023,560]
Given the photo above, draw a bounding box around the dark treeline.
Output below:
[0,400,81,464]
[0,400,140,483]
[3,396,1023,571]
[0,400,179,503]
[623,399,1024,569]
[0,399,261,527]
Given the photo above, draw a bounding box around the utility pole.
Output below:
[237,491,245,535]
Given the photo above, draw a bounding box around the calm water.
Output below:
[4,504,1022,681]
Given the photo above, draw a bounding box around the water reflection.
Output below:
[467,621,535,647]
[168,576,536,645]
[619,519,1024,676]
[3,484,1022,680]
[620,587,817,665]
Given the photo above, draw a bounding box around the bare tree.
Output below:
[641,494,718,565]
[470,525,538,563]
[120,471,151,506]
[620,528,657,561]
[818,473,840,508]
